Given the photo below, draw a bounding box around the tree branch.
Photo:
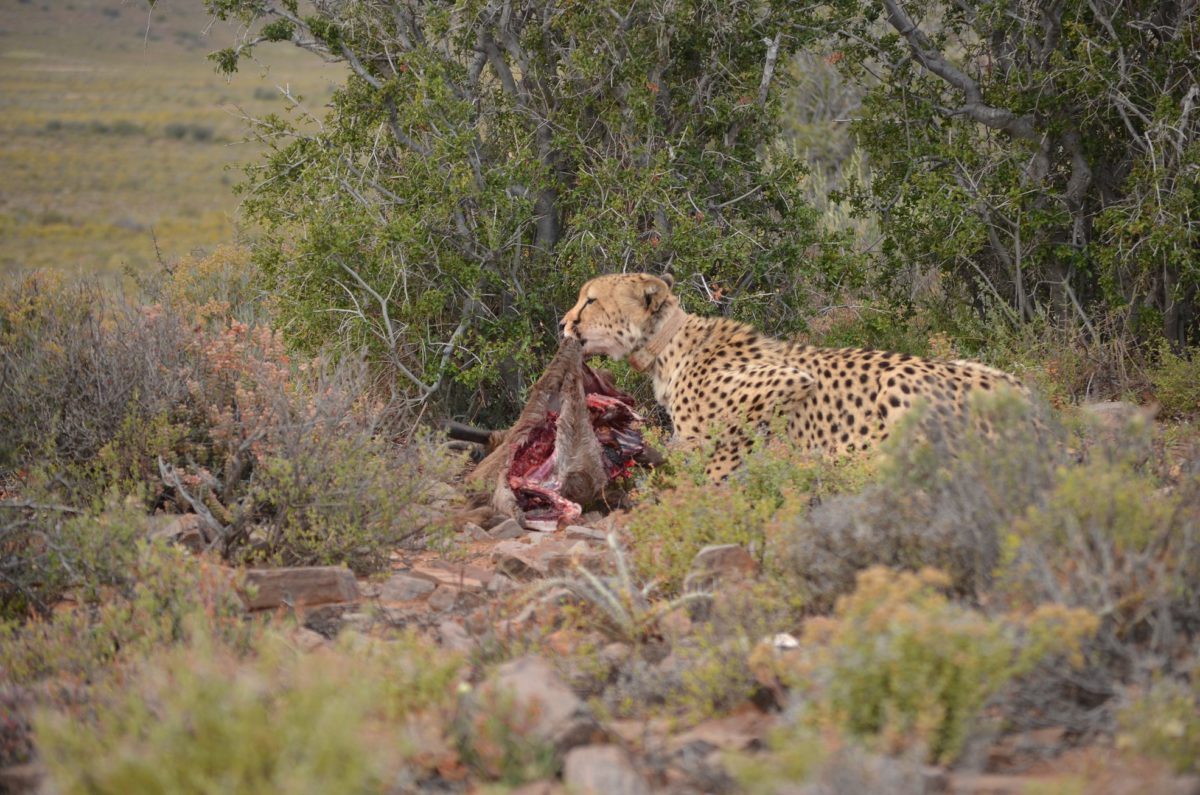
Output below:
[881,0,1038,141]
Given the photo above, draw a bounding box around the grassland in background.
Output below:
[0,0,341,276]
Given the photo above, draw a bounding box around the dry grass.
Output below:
[0,0,342,275]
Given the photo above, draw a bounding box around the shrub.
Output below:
[630,432,871,595]
[206,0,853,421]
[34,630,462,795]
[784,567,1097,764]
[733,730,931,795]
[0,542,248,685]
[0,497,146,619]
[773,389,1056,609]
[454,688,558,785]
[0,273,193,479]
[1116,675,1200,774]
[1148,344,1200,419]
[0,268,458,581]
[994,450,1200,730]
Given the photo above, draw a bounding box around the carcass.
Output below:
[448,338,659,530]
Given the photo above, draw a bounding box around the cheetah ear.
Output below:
[642,277,672,311]
[660,273,675,290]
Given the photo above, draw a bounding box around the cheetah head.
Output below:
[560,273,678,361]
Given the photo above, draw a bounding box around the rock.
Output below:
[148,513,210,552]
[289,626,328,652]
[377,572,437,602]
[487,573,518,595]
[240,566,359,610]
[339,611,373,632]
[565,525,607,542]
[562,745,651,795]
[1079,400,1158,429]
[438,619,474,654]
[427,585,459,612]
[668,710,775,755]
[0,763,43,794]
[408,564,488,593]
[462,522,491,541]
[684,544,759,592]
[425,481,464,507]
[493,541,550,580]
[545,548,605,576]
[488,518,526,539]
[509,781,565,795]
[302,603,352,638]
[483,656,603,753]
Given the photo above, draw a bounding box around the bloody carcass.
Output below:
[450,338,657,530]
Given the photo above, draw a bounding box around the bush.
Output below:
[994,449,1200,730]
[773,389,1056,609]
[630,433,871,595]
[0,267,459,584]
[1149,344,1200,419]
[784,567,1096,764]
[1116,675,1200,774]
[0,498,146,619]
[206,0,852,420]
[35,630,462,795]
[454,688,558,785]
[0,542,248,685]
[0,272,193,479]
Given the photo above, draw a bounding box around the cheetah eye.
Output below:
[584,297,595,306]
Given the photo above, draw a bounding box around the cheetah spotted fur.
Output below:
[560,273,1026,479]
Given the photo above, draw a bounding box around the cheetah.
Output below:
[560,273,1027,479]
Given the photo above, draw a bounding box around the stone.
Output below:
[509,781,565,795]
[483,655,602,753]
[148,513,210,552]
[668,710,775,754]
[427,585,459,612]
[241,566,359,610]
[377,572,437,602]
[462,522,491,541]
[600,642,632,667]
[565,524,607,542]
[408,564,488,593]
[339,611,373,632]
[488,518,526,539]
[302,603,352,638]
[659,606,693,636]
[289,626,328,652]
[492,541,549,580]
[562,745,651,795]
[438,619,474,654]
[487,573,518,595]
[684,544,759,592]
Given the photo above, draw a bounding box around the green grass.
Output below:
[0,0,343,275]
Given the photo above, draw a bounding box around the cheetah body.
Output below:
[561,273,1024,478]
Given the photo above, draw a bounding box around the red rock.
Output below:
[562,745,651,795]
[240,566,359,610]
[427,585,459,611]
[376,572,437,602]
[408,564,487,593]
[483,656,603,752]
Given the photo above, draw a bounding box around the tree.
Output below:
[204,0,849,421]
[824,0,1199,346]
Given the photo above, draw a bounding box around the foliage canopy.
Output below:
[205,0,849,419]
[822,0,1200,345]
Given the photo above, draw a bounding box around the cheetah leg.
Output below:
[680,364,815,480]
